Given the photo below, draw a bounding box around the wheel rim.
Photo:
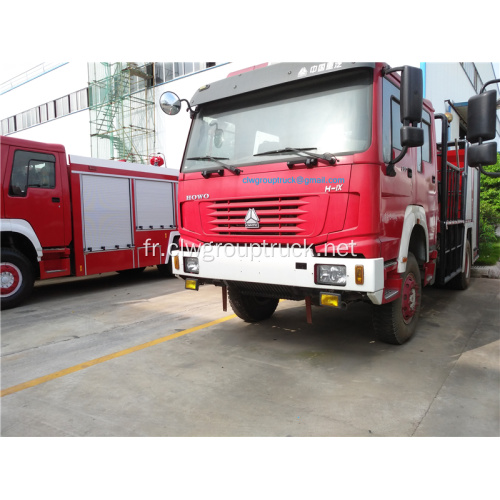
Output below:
[1,262,23,297]
[402,273,419,324]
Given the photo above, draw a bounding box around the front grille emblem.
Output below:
[245,208,260,229]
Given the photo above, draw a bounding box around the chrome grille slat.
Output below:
[203,196,312,236]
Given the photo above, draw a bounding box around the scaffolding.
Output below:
[88,62,155,164]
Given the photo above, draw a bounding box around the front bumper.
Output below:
[173,244,385,304]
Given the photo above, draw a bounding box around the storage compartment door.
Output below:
[81,174,133,250]
[134,179,175,230]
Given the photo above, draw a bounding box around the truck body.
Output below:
[160,62,498,344]
[1,136,178,309]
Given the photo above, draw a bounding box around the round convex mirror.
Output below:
[160,92,182,115]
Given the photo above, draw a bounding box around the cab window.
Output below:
[9,150,56,197]
[416,110,431,172]
[382,78,402,163]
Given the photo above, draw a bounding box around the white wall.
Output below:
[0,63,88,116]
[0,62,92,155]
[9,110,92,156]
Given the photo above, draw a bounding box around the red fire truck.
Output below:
[1,136,178,309]
[159,62,498,344]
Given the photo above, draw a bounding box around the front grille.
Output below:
[231,281,311,300]
[203,196,313,236]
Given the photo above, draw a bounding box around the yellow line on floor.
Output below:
[1,314,236,398]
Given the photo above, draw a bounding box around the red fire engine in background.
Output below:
[0,136,178,309]
[160,62,498,345]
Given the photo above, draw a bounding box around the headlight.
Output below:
[184,257,199,274]
[316,264,346,286]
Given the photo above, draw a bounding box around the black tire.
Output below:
[1,247,35,310]
[372,252,421,345]
[449,240,471,290]
[228,286,279,322]
[157,260,173,277]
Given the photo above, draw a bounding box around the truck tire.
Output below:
[372,252,421,345]
[1,248,35,310]
[157,260,173,277]
[228,286,279,323]
[449,240,471,290]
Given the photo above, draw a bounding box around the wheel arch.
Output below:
[1,220,42,278]
[397,205,429,273]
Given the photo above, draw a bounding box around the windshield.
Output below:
[182,68,373,172]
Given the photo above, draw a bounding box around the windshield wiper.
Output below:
[186,156,242,177]
[253,147,337,166]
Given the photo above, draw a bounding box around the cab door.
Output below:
[4,148,66,248]
[414,111,438,249]
[380,78,414,259]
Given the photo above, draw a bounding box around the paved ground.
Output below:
[1,270,499,437]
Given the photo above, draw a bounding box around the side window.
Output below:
[9,150,56,197]
[417,111,431,172]
[391,98,402,151]
[382,78,401,163]
[422,111,431,163]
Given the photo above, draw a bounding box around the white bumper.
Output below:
[174,245,385,303]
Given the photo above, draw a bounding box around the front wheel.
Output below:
[228,286,279,322]
[1,248,35,310]
[157,261,173,277]
[372,252,421,345]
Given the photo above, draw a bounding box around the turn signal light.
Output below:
[173,255,180,270]
[355,265,364,285]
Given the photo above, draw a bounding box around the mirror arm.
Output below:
[179,99,199,119]
[382,65,404,76]
[480,78,500,94]
[479,164,500,178]
[386,146,408,176]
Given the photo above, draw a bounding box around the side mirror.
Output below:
[467,89,498,168]
[383,65,424,175]
[400,66,423,124]
[401,125,424,148]
[466,90,496,143]
[159,92,182,116]
[468,141,497,167]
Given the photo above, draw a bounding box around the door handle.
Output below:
[52,197,60,202]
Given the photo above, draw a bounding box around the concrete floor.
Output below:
[1,270,499,437]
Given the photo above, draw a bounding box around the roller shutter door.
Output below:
[81,174,133,250]
[135,179,175,229]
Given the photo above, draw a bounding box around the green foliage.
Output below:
[477,153,500,265]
